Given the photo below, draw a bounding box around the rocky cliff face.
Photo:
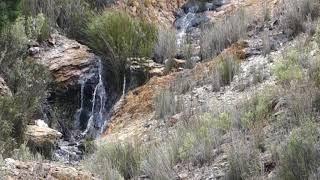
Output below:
[31,34,97,90]
[115,0,187,26]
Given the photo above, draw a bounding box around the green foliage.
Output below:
[141,145,176,180]
[218,55,240,86]
[227,138,261,180]
[278,121,320,180]
[309,59,320,87]
[0,17,51,157]
[169,114,224,165]
[0,0,21,32]
[84,142,141,179]
[21,0,92,39]
[200,112,232,134]
[273,49,304,86]
[11,143,43,161]
[86,11,157,90]
[240,92,275,130]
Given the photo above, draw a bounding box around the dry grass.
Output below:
[153,28,177,64]
[277,0,320,36]
[200,8,249,60]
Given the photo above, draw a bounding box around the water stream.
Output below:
[54,58,108,163]
[81,59,107,137]
[174,0,225,59]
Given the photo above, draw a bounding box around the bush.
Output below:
[154,89,180,119]
[141,145,176,180]
[168,114,224,166]
[218,55,240,86]
[170,72,195,94]
[83,142,141,179]
[278,0,320,36]
[0,17,51,157]
[86,11,157,90]
[0,0,21,31]
[240,92,275,130]
[277,121,320,180]
[200,9,248,60]
[227,135,261,180]
[153,28,177,64]
[273,49,304,86]
[21,0,92,39]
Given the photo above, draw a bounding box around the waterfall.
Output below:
[176,12,196,48]
[100,75,126,135]
[81,58,107,137]
[74,78,87,128]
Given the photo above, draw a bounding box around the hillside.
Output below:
[1,0,320,179]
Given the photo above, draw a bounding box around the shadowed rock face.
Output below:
[0,76,11,97]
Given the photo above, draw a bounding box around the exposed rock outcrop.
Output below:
[115,0,187,26]
[2,158,95,180]
[0,76,11,97]
[128,58,165,89]
[25,121,62,146]
[30,34,97,90]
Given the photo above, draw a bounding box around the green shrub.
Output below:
[308,56,320,87]
[201,112,232,133]
[240,92,275,130]
[227,137,261,180]
[21,0,92,39]
[0,18,51,157]
[141,145,176,180]
[278,121,320,180]
[86,11,157,90]
[218,55,240,86]
[168,114,224,166]
[273,49,305,86]
[84,142,141,179]
[11,143,43,161]
[0,0,21,31]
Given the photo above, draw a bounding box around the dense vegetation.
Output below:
[0,0,21,31]
[0,0,157,156]
[2,0,320,179]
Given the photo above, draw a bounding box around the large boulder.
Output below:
[2,158,95,180]
[25,121,62,146]
[25,120,62,157]
[0,76,11,97]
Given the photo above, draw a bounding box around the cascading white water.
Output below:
[74,78,87,128]
[100,75,126,135]
[176,12,196,48]
[81,59,107,137]
[54,59,107,163]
